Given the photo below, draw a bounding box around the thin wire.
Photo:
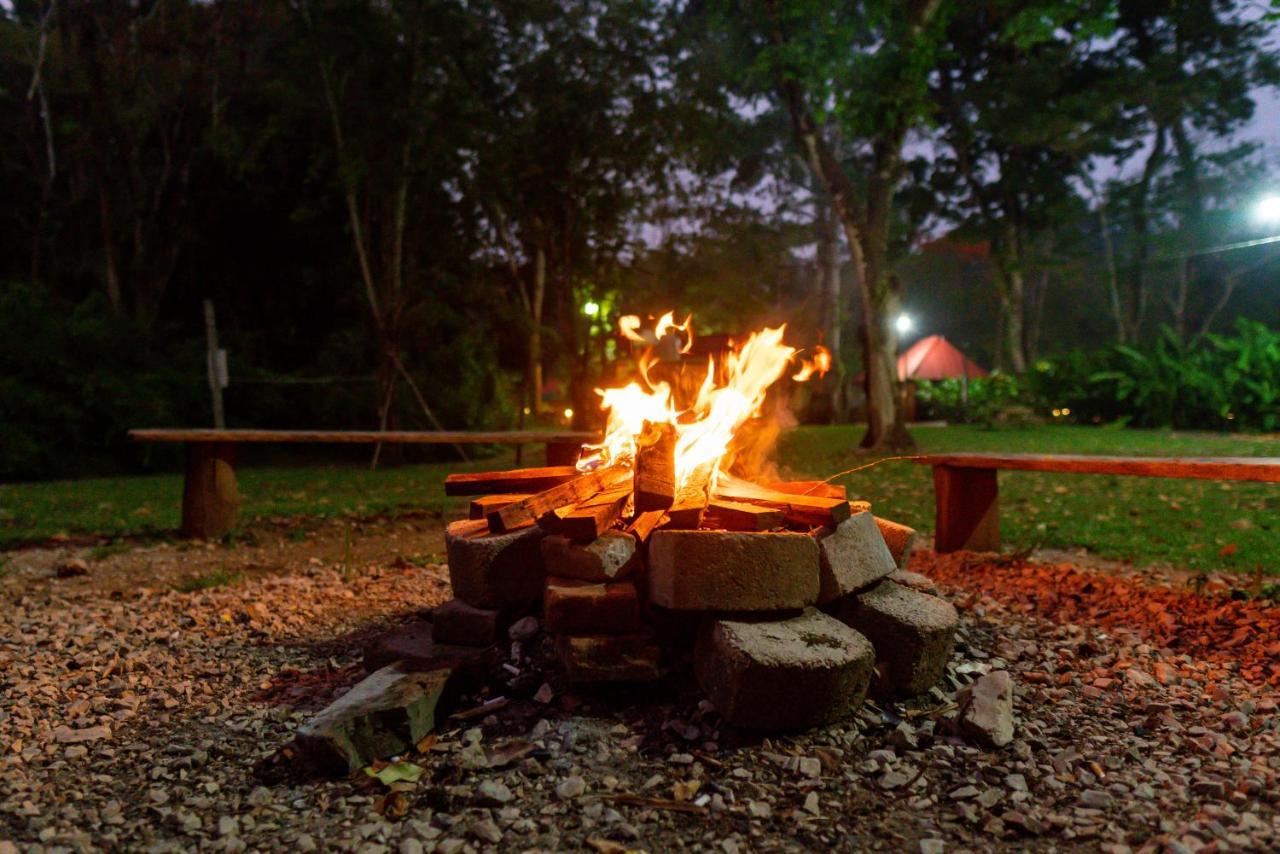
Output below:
[803,455,926,494]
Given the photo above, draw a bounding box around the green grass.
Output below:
[776,424,1278,575]
[1,426,1276,574]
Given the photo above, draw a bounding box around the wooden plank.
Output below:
[634,421,677,511]
[933,465,999,553]
[705,499,784,531]
[469,494,530,520]
[625,510,667,543]
[561,491,631,541]
[916,453,1280,483]
[665,463,712,529]
[130,428,597,445]
[487,467,630,534]
[762,480,847,499]
[445,466,580,496]
[538,487,630,534]
[715,483,851,528]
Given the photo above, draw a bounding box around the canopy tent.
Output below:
[897,335,987,382]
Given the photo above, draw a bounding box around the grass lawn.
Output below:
[2,425,1276,574]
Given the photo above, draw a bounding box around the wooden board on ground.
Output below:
[716,483,851,528]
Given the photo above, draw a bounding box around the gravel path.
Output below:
[2,522,1277,852]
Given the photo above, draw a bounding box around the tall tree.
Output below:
[694,0,950,449]
[470,0,672,424]
[931,1,1115,372]
[1103,0,1279,343]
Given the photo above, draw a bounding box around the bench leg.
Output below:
[932,465,999,553]
[181,441,241,539]
[545,440,583,467]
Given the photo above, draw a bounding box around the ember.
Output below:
[437,312,959,730]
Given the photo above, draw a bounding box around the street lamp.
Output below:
[895,313,914,335]
[1253,194,1280,226]
[582,300,600,317]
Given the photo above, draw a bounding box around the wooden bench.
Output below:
[129,429,596,540]
[917,453,1280,553]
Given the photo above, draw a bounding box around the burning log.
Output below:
[560,489,631,541]
[634,421,677,512]
[487,467,630,533]
[469,494,530,520]
[716,482,851,528]
[763,480,847,499]
[445,466,580,497]
[705,499,784,532]
[625,509,667,543]
[665,462,712,529]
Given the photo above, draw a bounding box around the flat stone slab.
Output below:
[544,577,642,634]
[816,511,896,603]
[648,530,819,611]
[445,519,545,610]
[361,621,492,677]
[295,663,449,774]
[431,599,506,647]
[556,634,662,683]
[541,531,639,582]
[832,580,958,699]
[694,608,874,731]
[957,670,1015,749]
[874,517,921,570]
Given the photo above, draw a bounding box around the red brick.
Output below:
[556,634,662,683]
[544,577,642,634]
[540,531,639,582]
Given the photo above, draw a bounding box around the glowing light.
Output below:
[578,312,824,492]
[895,314,914,334]
[1253,194,1280,225]
[563,408,574,420]
[582,300,600,317]
[522,406,531,415]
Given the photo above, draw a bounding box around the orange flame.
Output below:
[580,313,823,491]
[791,344,832,382]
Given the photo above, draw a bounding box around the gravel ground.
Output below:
[2,518,1277,852]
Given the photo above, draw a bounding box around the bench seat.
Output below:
[916,452,1280,553]
[130,428,597,539]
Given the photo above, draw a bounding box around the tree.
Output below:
[693,0,950,450]
[469,0,673,425]
[931,1,1115,372]
[1102,0,1279,344]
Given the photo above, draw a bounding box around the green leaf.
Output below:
[366,761,424,785]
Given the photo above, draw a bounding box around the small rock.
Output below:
[556,776,587,800]
[956,670,1015,749]
[476,780,513,805]
[508,616,540,642]
[470,819,503,844]
[918,841,946,854]
[1079,789,1112,809]
[747,800,772,818]
[797,757,822,778]
[56,557,90,578]
[802,791,820,815]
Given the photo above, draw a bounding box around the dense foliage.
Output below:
[917,320,1280,432]
[0,1,1276,478]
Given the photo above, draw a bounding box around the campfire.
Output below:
[440,313,958,731]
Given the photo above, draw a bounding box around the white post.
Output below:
[203,299,226,429]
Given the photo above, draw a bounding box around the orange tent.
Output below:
[897,335,987,381]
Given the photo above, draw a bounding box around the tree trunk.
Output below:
[814,195,845,422]
[998,266,1027,373]
[1124,123,1168,344]
[529,244,546,414]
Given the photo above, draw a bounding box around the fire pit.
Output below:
[437,314,958,730]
